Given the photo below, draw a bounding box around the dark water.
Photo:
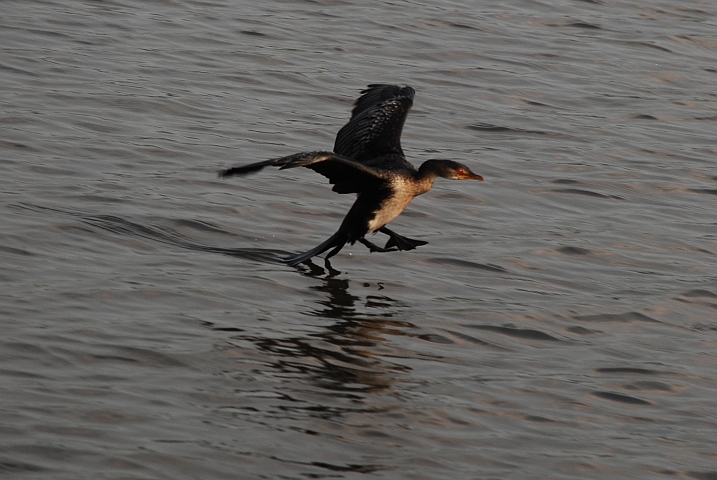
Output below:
[2,0,717,478]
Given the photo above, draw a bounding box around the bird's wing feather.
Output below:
[220,151,386,195]
[349,84,404,118]
[333,85,415,162]
[219,158,282,177]
[279,152,387,194]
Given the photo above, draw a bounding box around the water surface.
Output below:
[2,0,717,478]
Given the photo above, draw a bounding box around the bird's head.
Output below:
[420,159,484,181]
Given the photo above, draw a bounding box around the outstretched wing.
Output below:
[220,151,386,194]
[333,84,415,162]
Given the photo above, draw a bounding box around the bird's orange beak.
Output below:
[460,172,484,181]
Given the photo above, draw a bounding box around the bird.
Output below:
[220,84,483,266]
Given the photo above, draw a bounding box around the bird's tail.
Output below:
[283,231,348,266]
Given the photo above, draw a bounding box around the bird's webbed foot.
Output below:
[379,227,429,251]
[322,258,342,276]
[357,237,398,253]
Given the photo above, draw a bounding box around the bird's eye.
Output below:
[457,169,465,175]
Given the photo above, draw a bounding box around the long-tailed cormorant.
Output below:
[220,84,483,266]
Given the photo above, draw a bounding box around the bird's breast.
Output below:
[366,177,428,232]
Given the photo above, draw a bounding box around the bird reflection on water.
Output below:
[236,274,415,394]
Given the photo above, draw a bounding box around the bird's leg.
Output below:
[379,227,428,251]
[357,237,398,253]
[325,241,347,260]
[323,258,341,277]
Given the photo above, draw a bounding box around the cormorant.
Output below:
[220,84,483,266]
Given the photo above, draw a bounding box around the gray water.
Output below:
[2,0,717,478]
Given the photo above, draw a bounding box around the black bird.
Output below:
[220,84,483,266]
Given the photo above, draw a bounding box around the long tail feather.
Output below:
[283,232,348,266]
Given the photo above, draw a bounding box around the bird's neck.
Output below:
[412,161,443,195]
[417,159,446,182]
